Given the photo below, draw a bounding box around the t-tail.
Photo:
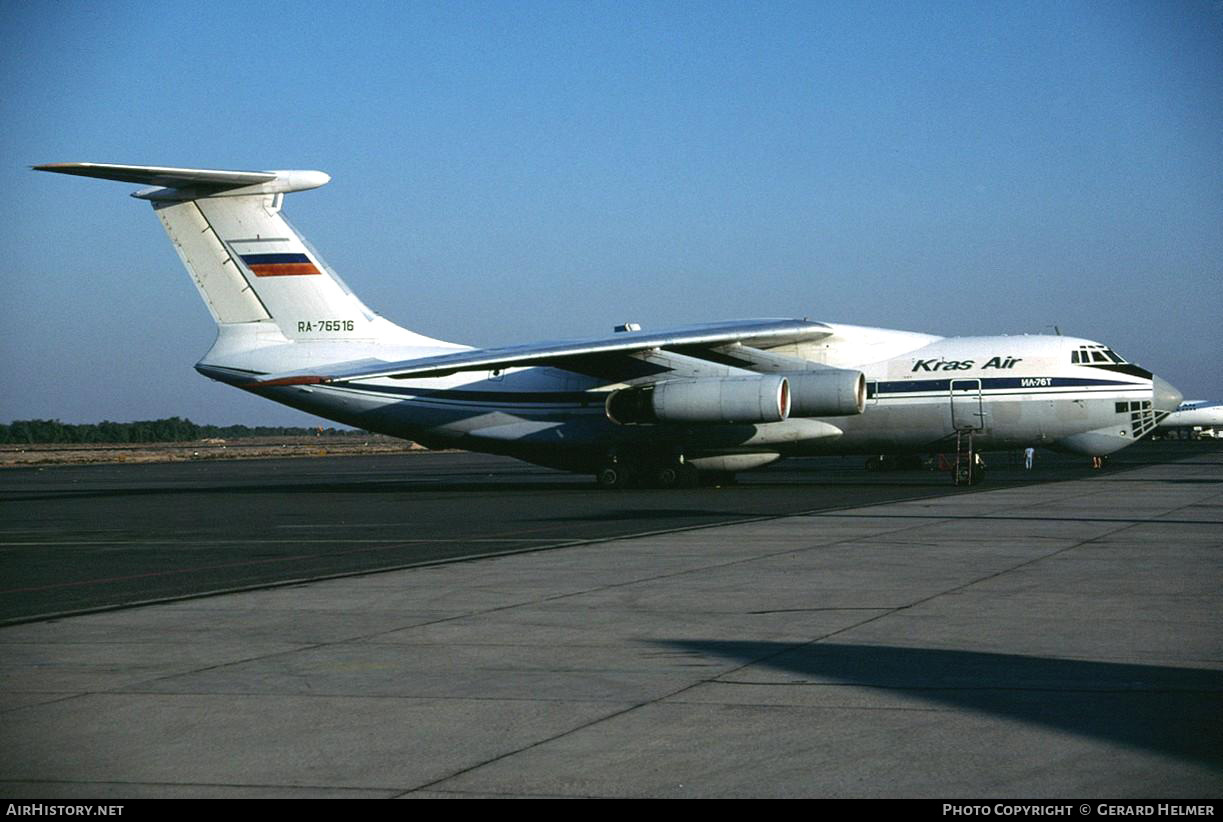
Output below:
[33,163,455,358]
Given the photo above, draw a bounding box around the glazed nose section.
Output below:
[1152,375,1183,415]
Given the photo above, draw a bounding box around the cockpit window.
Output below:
[1071,344,1128,365]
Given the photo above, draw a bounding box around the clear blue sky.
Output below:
[3,0,1220,425]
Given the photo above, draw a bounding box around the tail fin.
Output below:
[34,163,440,346]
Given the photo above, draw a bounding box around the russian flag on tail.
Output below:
[240,253,320,277]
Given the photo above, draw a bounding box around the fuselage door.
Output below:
[950,378,984,430]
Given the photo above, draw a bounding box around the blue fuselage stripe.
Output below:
[323,376,1146,408]
[876,377,1137,394]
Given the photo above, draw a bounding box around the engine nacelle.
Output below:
[685,453,782,472]
[606,375,790,425]
[786,369,866,417]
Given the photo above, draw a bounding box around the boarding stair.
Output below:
[954,428,976,486]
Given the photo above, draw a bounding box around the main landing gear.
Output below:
[595,455,700,489]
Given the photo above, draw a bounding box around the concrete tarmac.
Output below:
[0,445,1220,797]
[0,445,1195,624]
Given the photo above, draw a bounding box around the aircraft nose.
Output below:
[1152,375,1183,415]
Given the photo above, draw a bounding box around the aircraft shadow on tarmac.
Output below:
[3,475,978,505]
[1105,478,1223,485]
[527,507,774,523]
[659,641,1223,768]
[3,478,600,504]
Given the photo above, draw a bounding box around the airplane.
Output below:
[1156,401,1223,438]
[34,162,1184,487]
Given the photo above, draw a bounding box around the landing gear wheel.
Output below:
[647,462,699,489]
[596,465,630,489]
[954,465,984,486]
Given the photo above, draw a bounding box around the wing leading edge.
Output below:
[252,319,833,386]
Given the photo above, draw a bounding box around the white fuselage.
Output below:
[199,322,1167,473]
[1157,402,1223,433]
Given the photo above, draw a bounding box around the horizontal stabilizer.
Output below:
[33,163,329,199]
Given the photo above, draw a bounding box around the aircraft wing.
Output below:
[253,319,832,386]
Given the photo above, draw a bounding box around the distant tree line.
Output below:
[0,417,364,445]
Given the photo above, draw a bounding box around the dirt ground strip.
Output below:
[0,436,425,467]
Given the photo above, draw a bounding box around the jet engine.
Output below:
[786,369,866,417]
[606,375,790,425]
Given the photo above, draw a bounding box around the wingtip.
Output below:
[32,162,103,172]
